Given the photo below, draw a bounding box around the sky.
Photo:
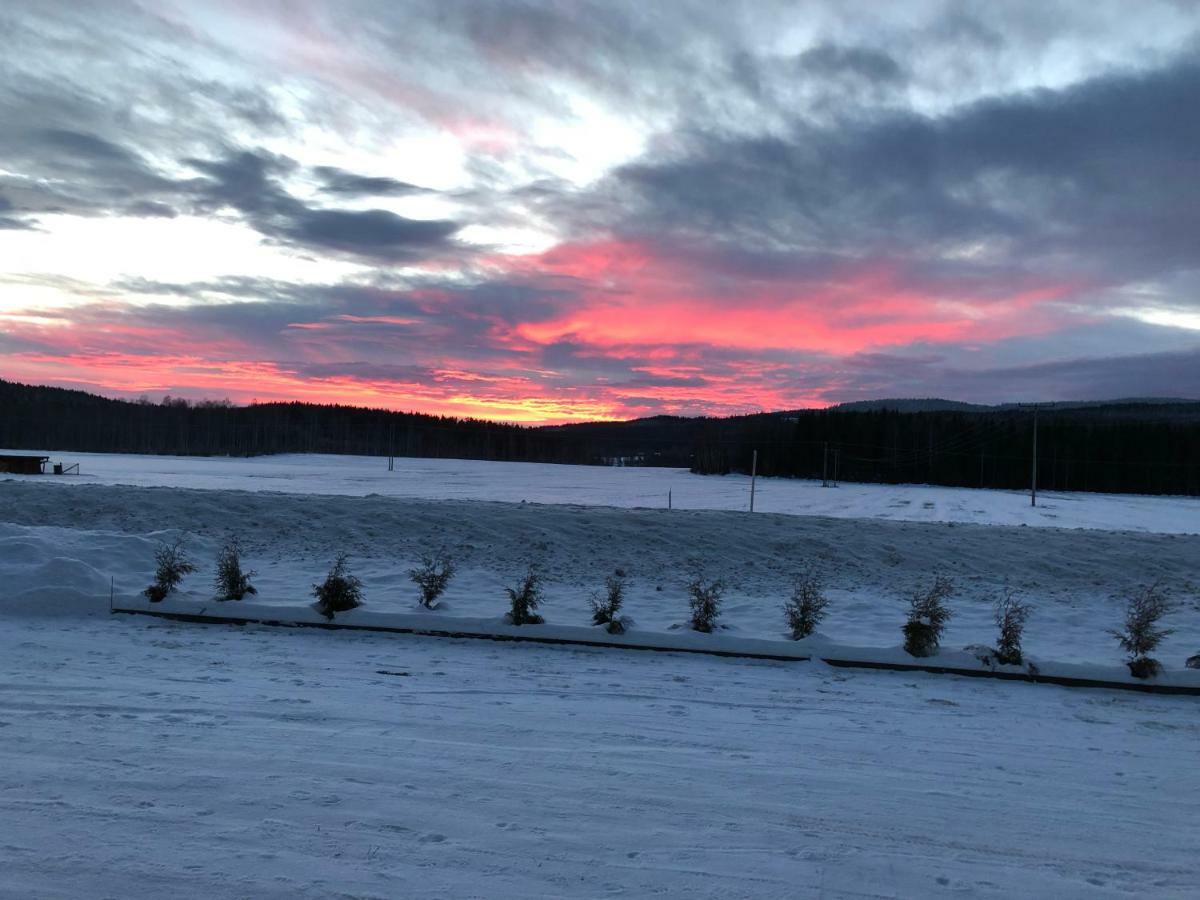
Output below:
[2,1,1199,423]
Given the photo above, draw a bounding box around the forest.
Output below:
[3,378,1198,496]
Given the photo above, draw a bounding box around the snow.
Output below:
[8,448,1200,533]
[1,614,1196,898]
[3,479,1198,667]
[2,454,1199,896]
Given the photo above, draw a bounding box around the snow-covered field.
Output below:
[9,448,1200,533]
[2,452,1199,897]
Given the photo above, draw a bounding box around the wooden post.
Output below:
[668,489,672,510]
[1031,406,1039,507]
[750,449,758,512]
[822,442,829,487]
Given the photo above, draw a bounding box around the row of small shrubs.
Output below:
[143,540,1189,678]
[895,575,1179,679]
[144,537,256,604]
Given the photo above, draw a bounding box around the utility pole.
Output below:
[1030,405,1038,507]
[750,449,758,512]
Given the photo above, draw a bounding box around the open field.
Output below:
[7,449,1200,533]
[2,453,1198,897]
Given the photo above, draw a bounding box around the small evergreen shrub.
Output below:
[686,564,725,633]
[214,536,257,601]
[144,539,196,603]
[993,587,1032,666]
[902,574,953,657]
[313,554,363,620]
[506,565,545,625]
[409,549,456,608]
[590,572,628,634]
[1110,583,1172,679]
[783,569,828,640]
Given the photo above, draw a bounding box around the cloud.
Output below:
[601,57,1200,288]
[0,193,35,229]
[183,148,464,263]
[2,1,1199,419]
[313,166,428,197]
[795,43,905,84]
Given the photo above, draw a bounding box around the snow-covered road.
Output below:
[1,615,1194,899]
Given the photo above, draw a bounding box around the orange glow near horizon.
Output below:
[0,237,1085,424]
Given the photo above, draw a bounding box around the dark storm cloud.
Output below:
[794,43,906,84]
[313,166,427,197]
[288,208,458,257]
[833,345,1200,405]
[183,149,463,263]
[0,193,35,229]
[603,57,1200,287]
[166,148,456,260]
[0,125,464,262]
[0,124,188,219]
[105,271,579,354]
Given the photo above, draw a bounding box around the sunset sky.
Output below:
[2,1,1199,423]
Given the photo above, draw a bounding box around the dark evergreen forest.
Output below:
[3,379,1198,496]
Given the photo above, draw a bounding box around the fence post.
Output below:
[750,449,758,512]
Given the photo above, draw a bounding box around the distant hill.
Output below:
[831,398,991,413]
[831,397,1199,416]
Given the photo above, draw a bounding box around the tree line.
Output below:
[0,379,591,464]
[2,378,1198,496]
[685,405,1200,496]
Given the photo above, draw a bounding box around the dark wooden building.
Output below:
[0,454,49,474]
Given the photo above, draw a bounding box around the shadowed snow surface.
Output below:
[0,618,1195,899]
[1,459,1198,897]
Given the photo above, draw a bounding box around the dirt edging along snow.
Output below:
[110,606,1200,696]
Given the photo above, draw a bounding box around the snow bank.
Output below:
[110,594,1200,693]
[3,481,1198,666]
